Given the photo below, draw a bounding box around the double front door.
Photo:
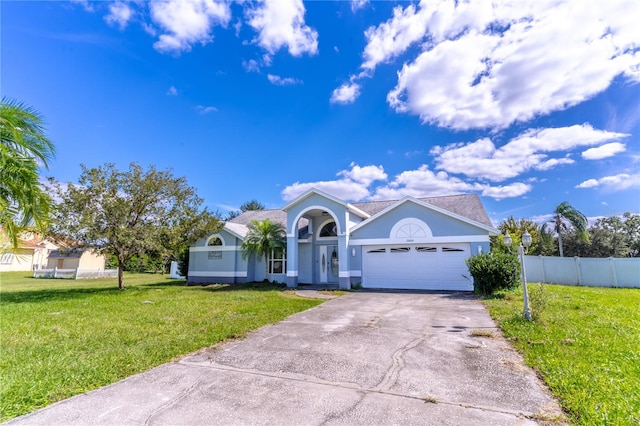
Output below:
[319,245,339,283]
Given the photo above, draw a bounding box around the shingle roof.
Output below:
[227,194,493,233]
[352,194,493,227]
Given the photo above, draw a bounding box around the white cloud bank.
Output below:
[576,174,640,191]
[281,163,531,202]
[339,0,640,130]
[431,125,629,182]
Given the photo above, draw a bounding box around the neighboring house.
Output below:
[46,249,106,270]
[189,189,500,291]
[0,236,57,272]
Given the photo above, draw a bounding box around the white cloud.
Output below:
[72,0,94,12]
[431,125,629,182]
[356,0,640,129]
[338,163,387,186]
[582,142,626,160]
[330,82,361,104]
[242,59,261,73]
[247,0,318,57]
[104,2,133,30]
[351,0,369,12]
[576,174,640,191]
[371,165,531,200]
[166,86,178,96]
[150,0,231,54]
[282,163,535,203]
[196,105,218,114]
[267,74,302,86]
[282,179,371,202]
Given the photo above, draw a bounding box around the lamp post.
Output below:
[504,230,532,320]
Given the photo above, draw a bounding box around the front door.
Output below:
[319,245,339,283]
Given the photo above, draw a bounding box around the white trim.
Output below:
[349,235,490,245]
[206,234,226,246]
[290,205,341,236]
[390,217,433,239]
[282,188,348,211]
[286,270,298,277]
[339,271,350,278]
[190,246,241,252]
[349,196,500,235]
[189,271,247,277]
[350,270,362,277]
[317,218,338,239]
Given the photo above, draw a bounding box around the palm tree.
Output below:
[551,201,589,257]
[241,219,286,278]
[0,97,55,247]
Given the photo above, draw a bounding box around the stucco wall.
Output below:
[286,194,348,236]
[351,202,488,240]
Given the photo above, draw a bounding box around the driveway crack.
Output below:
[371,336,425,392]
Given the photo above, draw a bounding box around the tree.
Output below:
[241,219,286,279]
[494,216,541,254]
[0,98,55,248]
[240,199,265,212]
[48,163,219,290]
[621,212,640,257]
[551,201,588,257]
[225,199,265,221]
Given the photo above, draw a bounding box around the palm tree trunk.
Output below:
[558,232,564,257]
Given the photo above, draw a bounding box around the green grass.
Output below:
[483,284,640,425]
[0,272,323,421]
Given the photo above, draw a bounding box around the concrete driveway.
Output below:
[7,291,564,425]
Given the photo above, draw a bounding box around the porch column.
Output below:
[286,235,298,288]
[337,234,350,290]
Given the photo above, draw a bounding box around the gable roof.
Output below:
[350,196,500,235]
[225,193,496,238]
[352,194,493,228]
[281,188,370,219]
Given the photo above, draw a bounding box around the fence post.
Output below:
[54,267,58,279]
[609,257,618,288]
[575,257,582,285]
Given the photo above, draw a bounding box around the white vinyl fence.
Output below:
[523,256,640,288]
[169,261,185,279]
[33,268,119,280]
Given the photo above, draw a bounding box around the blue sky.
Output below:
[2,0,639,225]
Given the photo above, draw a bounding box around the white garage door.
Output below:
[362,244,472,291]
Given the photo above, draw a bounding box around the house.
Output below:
[46,248,106,270]
[0,235,57,272]
[188,189,500,291]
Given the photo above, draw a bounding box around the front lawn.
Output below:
[483,284,640,425]
[0,272,323,421]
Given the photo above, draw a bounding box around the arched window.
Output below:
[207,236,223,246]
[319,221,337,237]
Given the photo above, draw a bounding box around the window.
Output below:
[390,247,410,253]
[269,248,287,274]
[416,246,437,253]
[207,236,223,246]
[442,247,464,252]
[319,221,337,237]
[367,248,386,253]
[1,253,13,264]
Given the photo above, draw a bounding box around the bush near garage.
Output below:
[466,251,520,295]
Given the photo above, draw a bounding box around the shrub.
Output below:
[466,251,520,296]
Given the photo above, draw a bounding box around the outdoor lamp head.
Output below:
[522,230,532,249]
[503,233,512,247]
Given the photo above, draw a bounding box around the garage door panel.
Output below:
[362,244,472,291]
